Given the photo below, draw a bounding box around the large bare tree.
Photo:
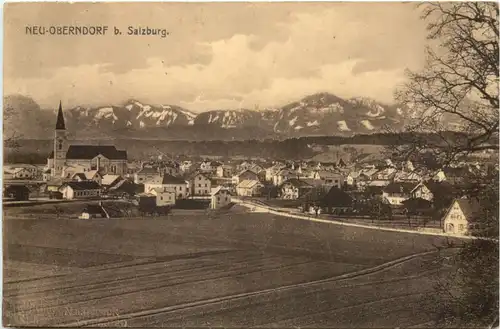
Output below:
[396,3,499,327]
[395,2,498,164]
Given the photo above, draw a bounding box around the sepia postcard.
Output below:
[3,2,499,328]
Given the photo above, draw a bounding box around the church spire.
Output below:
[55,100,66,130]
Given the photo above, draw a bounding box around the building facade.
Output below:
[442,199,479,236]
[210,187,232,209]
[144,174,189,199]
[59,181,102,200]
[190,172,212,196]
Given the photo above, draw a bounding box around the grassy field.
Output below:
[3,205,460,327]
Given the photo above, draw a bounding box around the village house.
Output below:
[101,174,123,189]
[432,169,447,182]
[150,187,176,207]
[440,166,471,185]
[346,171,362,186]
[237,161,254,172]
[409,182,434,201]
[358,168,379,181]
[442,198,481,236]
[382,182,417,206]
[216,165,233,178]
[364,179,392,189]
[272,168,296,186]
[134,167,159,184]
[3,167,35,180]
[61,164,89,179]
[126,161,141,175]
[199,160,221,172]
[44,178,64,193]
[248,163,264,174]
[264,164,285,182]
[107,179,137,198]
[280,178,314,200]
[232,169,260,185]
[209,161,224,172]
[393,171,422,183]
[337,158,347,168]
[42,168,52,181]
[236,180,264,197]
[401,160,415,172]
[190,172,212,196]
[374,167,397,181]
[310,170,344,188]
[144,174,189,199]
[210,187,232,209]
[72,170,103,185]
[179,160,193,172]
[158,162,181,176]
[59,181,102,200]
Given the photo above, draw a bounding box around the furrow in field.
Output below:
[11,255,322,312]
[124,268,440,327]
[4,250,273,296]
[53,250,438,327]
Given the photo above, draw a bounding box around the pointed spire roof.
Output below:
[55,100,66,130]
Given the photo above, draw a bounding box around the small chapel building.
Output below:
[47,102,128,178]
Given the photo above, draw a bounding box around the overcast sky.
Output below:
[4,2,429,112]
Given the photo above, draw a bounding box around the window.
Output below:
[205,184,207,187]
[161,197,163,200]
[459,224,465,231]
[198,184,201,187]
[205,190,208,194]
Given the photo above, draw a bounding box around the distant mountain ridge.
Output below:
[4,93,411,141]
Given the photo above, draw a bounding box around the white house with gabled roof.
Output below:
[210,187,232,209]
[442,198,481,236]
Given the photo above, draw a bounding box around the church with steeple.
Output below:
[46,102,128,179]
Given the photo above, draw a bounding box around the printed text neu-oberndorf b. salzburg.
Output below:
[25,26,169,38]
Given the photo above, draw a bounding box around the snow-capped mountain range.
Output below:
[4,93,411,140]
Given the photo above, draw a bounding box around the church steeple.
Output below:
[55,100,66,130]
[53,100,68,177]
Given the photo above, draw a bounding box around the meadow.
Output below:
[3,205,460,327]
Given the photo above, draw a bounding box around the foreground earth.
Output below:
[3,206,460,327]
